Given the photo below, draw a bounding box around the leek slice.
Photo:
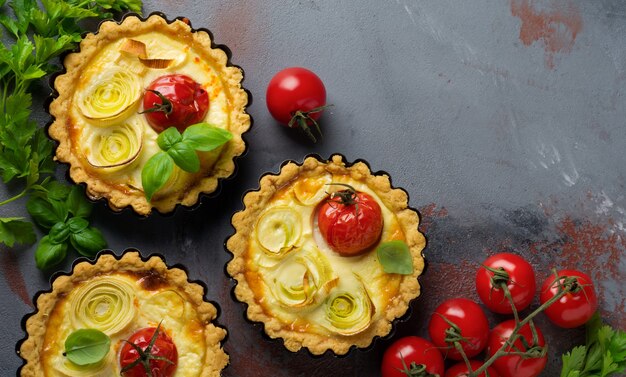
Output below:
[269,248,337,312]
[255,206,302,257]
[52,352,114,377]
[77,68,141,122]
[293,174,332,206]
[83,120,143,169]
[322,280,374,336]
[69,276,136,336]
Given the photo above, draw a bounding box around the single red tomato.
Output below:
[142,74,209,133]
[427,298,490,360]
[540,269,598,328]
[487,320,547,377]
[266,67,327,142]
[381,336,445,377]
[476,253,536,314]
[317,184,383,256]
[445,360,500,377]
[120,326,178,377]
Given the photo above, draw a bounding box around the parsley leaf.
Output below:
[560,313,626,377]
[0,217,35,246]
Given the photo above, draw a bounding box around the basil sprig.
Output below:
[141,123,232,201]
[27,180,106,270]
[376,240,414,275]
[64,329,111,366]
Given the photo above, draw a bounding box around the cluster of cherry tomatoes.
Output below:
[381,253,598,377]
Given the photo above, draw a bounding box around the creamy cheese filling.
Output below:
[246,174,405,336]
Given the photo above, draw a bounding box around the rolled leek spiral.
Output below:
[322,281,374,336]
[255,206,302,257]
[69,276,136,336]
[270,248,336,311]
[83,120,143,169]
[78,69,141,121]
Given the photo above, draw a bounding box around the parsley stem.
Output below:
[0,189,27,206]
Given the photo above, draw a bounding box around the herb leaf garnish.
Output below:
[376,240,414,275]
[64,328,111,366]
[141,123,232,201]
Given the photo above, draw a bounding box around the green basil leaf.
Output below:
[157,127,182,151]
[0,217,35,247]
[26,196,63,228]
[167,142,199,173]
[50,198,69,222]
[35,235,67,270]
[141,152,174,201]
[49,221,70,243]
[67,217,89,234]
[64,328,110,366]
[182,123,233,151]
[66,185,92,218]
[70,227,106,257]
[376,240,414,275]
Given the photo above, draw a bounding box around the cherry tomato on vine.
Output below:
[266,67,327,142]
[487,320,547,377]
[120,326,178,377]
[317,184,383,256]
[427,298,490,360]
[540,269,598,328]
[381,336,445,377]
[142,74,209,133]
[476,253,536,314]
[445,360,500,377]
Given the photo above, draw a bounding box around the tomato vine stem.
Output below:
[468,273,580,377]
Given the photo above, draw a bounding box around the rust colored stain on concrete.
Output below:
[529,216,626,328]
[421,260,478,303]
[0,251,31,307]
[510,0,583,69]
[418,203,448,233]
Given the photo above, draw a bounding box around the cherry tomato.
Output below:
[445,360,500,377]
[142,74,209,133]
[381,336,445,377]
[120,327,178,377]
[540,269,598,328]
[487,320,547,377]
[427,298,490,360]
[476,253,536,314]
[266,67,326,142]
[317,185,383,256]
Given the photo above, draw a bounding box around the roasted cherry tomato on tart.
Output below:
[540,269,598,328]
[142,74,209,133]
[487,320,547,377]
[120,326,178,377]
[445,360,500,377]
[317,184,383,256]
[476,253,536,314]
[266,67,327,142]
[381,336,445,377]
[427,298,490,360]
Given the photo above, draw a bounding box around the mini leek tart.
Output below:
[226,155,426,355]
[48,14,250,215]
[19,251,228,376]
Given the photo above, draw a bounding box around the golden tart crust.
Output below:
[48,14,250,215]
[19,251,228,376]
[226,155,426,355]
